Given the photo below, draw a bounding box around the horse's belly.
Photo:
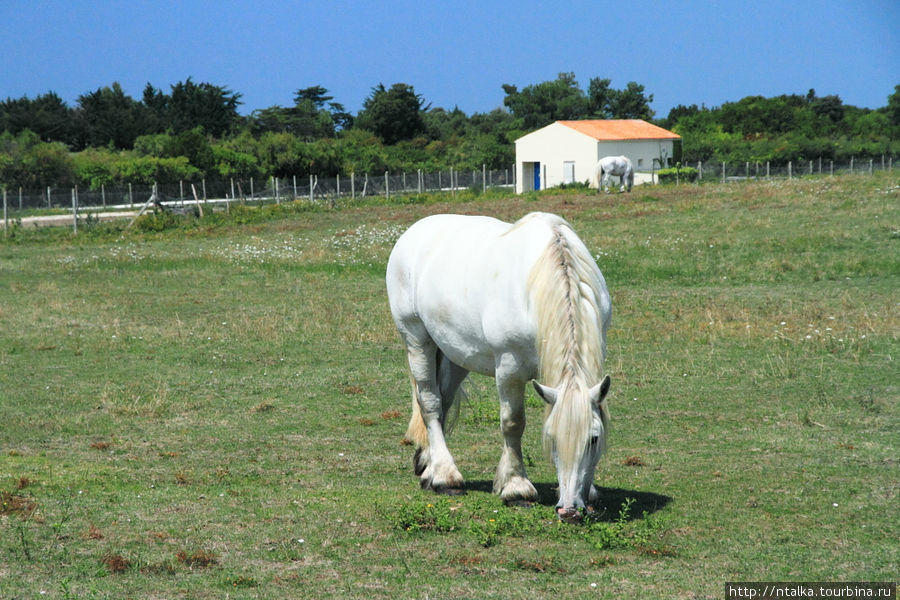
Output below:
[419,298,536,378]
[438,342,496,375]
[418,302,498,375]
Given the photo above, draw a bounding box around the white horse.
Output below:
[595,155,634,193]
[386,212,612,522]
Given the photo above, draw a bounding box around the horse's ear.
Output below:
[532,381,558,406]
[589,375,611,407]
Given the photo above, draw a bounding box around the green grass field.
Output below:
[1,175,897,599]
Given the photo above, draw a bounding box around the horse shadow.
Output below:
[466,480,672,522]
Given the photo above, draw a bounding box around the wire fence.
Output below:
[0,157,896,216]
[675,156,895,183]
[2,167,517,213]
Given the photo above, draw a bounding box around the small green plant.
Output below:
[223,572,259,588]
[391,498,460,533]
[583,498,670,552]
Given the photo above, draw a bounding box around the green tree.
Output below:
[887,84,900,139]
[71,148,118,189]
[141,82,169,134]
[607,81,655,120]
[719,95,800,136]
[337,129,388,174]
[295,85,352,131]
[587,78,614,118]
[502,72,589,128]
[74,82,149,150]
[163,127,215,174]
[0,92,75,144]
[0,130,74,187]
[356,83,428,145]
[423,107,470,140]
[149,78,243,137]
[503,74,655,128]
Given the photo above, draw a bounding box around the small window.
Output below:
[638,158,644,168]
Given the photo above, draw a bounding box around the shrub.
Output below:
[133,210,179,232]
[657,166,699,184]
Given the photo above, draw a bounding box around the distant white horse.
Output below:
[386,212,612,523]
[595,155,634,192]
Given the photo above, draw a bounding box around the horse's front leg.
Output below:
[407,342,465,494]
[493,364,538,506]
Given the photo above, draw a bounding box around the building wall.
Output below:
[515,123,596,193]
[515,122,677,193]
[594,140,676,174]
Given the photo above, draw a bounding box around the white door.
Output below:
[563,161,575,184]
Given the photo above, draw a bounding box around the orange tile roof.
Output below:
[558,119,680,140]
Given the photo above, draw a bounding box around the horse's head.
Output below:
[533,375,610,523]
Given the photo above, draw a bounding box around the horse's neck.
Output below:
[530,227,604,387]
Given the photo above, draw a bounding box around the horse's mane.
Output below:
[526,216,608,470]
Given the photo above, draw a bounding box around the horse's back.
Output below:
[386,213,561,375]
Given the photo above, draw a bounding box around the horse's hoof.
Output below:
[504,499,534,509]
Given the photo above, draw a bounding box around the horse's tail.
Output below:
[594,161,604,190]
[404,349,464,449]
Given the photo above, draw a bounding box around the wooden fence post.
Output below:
[72,188,78,235]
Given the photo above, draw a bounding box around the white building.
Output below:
[514,120,681,193]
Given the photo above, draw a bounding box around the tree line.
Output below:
[1,73,898,190]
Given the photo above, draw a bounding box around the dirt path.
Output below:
[3,211,140,228]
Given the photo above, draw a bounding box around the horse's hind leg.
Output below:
[405,340,465,494]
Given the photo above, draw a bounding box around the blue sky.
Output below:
[2,0,898,118]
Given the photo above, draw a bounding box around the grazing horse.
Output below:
[595,155,634,193]
[386,212,612,522]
